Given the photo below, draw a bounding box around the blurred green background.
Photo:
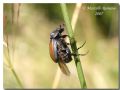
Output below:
[3,3,118,88]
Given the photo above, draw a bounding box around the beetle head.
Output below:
[50,30,60,39]
[50,25,64,39]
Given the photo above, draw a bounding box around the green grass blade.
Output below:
[60,3,87,88]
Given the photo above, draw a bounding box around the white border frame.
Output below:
[1,1,120,90]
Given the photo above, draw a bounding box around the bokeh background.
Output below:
[3,3,118,88]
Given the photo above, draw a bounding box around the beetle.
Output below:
[49,25,88,75]
[49,24,71,75]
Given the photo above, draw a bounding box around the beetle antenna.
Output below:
[60,23,65,29]
[60,24,62,28]
[59,24,64,33]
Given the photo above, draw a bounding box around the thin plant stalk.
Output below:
[11,3,21,62]
[71,3,82,31]
[52,3,82,88]
[52,68,61,88]
[3,4,23,88]
[12,4,23,87]
[60,3,87,88]
[5,34,23,88]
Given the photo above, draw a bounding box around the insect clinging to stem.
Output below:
[49,24,88,75]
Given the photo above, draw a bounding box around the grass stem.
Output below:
[60,3,87,88]
[11,67,23,88]
[5,35,23,88]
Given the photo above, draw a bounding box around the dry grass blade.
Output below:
[71,3,82,30]
[3,15,7,47]
[12,3,21,24]
[3,4,23,88]
[12,3,21,60]
[52,68,61,88]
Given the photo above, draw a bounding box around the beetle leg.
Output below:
[77,41,86,50]
[71,50,89,56]
[78,50,89,56]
